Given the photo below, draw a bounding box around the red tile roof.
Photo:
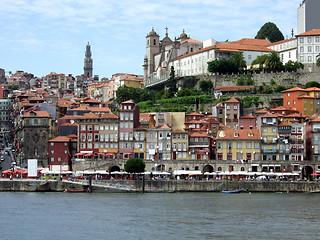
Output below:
[216,129,260,140]
[282,87,306,93]
[296,29,320,36]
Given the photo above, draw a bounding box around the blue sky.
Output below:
[0,0,302,79]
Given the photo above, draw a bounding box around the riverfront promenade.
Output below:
[1,178,320,193]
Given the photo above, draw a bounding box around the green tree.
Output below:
[177,88,195,97]
[265,52,283,71]
[208,58,238,74]
[231,52,246,70]
[251,54,269,66]
[275,85,287,92]
[284,60,304,71]
[317,54,320,67]
[305,81,320,88]
[199,80,213,93]
[255,22,284,43]
[124,158,146,173]
[166,66,177,97]
[237,77,245,86]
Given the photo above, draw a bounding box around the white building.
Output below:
[296,29,320,71]
[169,38,274,78]
[268,38,298,64]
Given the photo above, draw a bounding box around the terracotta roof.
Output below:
[311,117,320,122]
[261,112,278,118]
[23,111,51,118]
[186,112,204,116]
[268,38,296,46]
[240,114,255,119]
[255,109,269,114]
[49,136,71,142]
[282,87,306,93]
[225,98,240,103]
[181,38,202,44]
[216,129,260,140]
[284,113,305,118]
[232,38,270,46]
[296,29,320,37]
[305,87,320,92]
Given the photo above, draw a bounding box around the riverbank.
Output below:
[1,179,320,193]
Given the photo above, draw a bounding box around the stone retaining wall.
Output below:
[1,179,320,193]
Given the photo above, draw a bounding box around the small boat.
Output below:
[222,189,244,194]
[64,189,87,193]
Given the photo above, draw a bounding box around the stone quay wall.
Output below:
[1,179,320,193]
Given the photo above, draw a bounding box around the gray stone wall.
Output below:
[197,71,320,88]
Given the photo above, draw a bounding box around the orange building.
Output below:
[282,87,319,115]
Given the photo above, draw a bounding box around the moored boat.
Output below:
[222,189,244,194]
[64,189,87,193]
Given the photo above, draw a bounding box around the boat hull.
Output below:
[222,189,244,194]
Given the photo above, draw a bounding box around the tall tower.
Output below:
[84,42,93,78]
[145,28,160,76]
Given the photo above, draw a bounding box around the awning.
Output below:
[173,170,202,175]
[251,164,259,166]
[75,153,84,156]
[106,153,115,156]
[124,153,134,155]
[85,153,94,157]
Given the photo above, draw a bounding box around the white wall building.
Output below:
[268,38,298,63]
[296,29,320,71]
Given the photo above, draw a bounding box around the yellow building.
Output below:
[216,129,261,162]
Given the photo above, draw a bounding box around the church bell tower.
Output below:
[84,42,93,78]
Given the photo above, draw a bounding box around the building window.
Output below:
[300,38,304,43]
[227,153,232,161]
[308,46,312,52]
[51,157,54,162]
[246,142,252,149]
[218,153,223,160]
[308,37,311,43]
[58,157,62,162]
[316,37,320,43]
[308,56,312,62]
[300,46,304,52]
[50,142,54,147]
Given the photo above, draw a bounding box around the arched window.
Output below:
[218,167,222,171]
[153,39,156,45]
[241,167,245,171]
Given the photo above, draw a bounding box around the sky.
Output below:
[0,0,303,79]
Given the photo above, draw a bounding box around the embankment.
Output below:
[1,179,320,193]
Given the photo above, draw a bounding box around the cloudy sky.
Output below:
[0,0,302,79]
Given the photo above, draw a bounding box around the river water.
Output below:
[0,192,319,240]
